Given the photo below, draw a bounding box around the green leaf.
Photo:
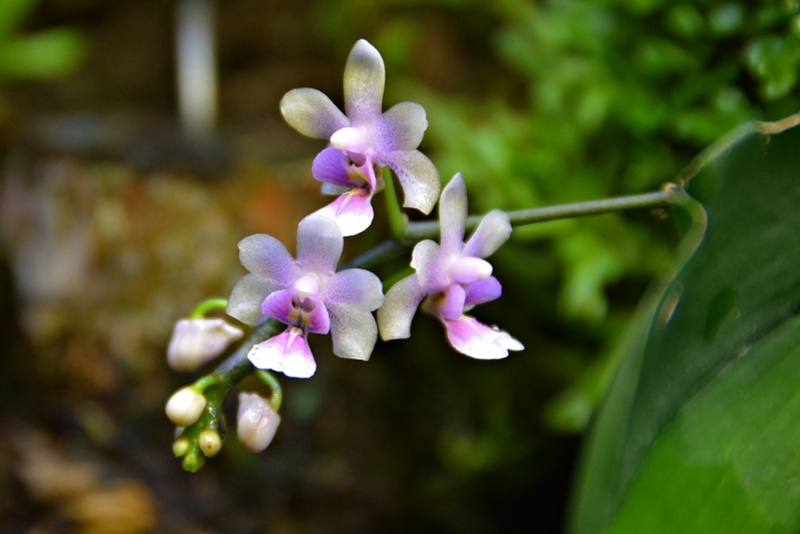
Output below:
[0,29,86,80]
[569,113,800,534]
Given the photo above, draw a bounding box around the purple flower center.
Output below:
[292,273,321,312]
[331,126,371,166]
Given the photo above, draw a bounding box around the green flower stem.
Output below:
[403,183,690,242]
[176,398,222,471]
[189,297,229,319]
[341,239,407,270]
[342,184,689,272]
[255,370,283,411]
[382,167,406,240]
[211,318,283,384]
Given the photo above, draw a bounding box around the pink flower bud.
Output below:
[165,386,207,427]
[237,392,281,453]
[167,318,243,372]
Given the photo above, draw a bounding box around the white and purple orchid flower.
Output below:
[378,174,523,359]
[280,39,440,236]
[226,214,384,378]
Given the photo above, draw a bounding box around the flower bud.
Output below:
[165,386,207,427]
[182,448,205,473]
[172,436,191,458]
[198,429,222,457]
[167,318,244,372]
[237,392,281,453]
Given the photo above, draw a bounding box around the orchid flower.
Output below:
[377,174,523,359]
[226,214,384,378]
[280,39,441,236]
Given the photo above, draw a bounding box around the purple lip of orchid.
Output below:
[226,214,384,378]
[280,39,441,236]
[377,173,524,360]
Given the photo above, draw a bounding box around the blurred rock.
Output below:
[12,427,157,533]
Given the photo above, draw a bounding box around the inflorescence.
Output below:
[165,39,683,471]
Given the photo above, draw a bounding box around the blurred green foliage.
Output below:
[0,0,86,117]
[310,0,800,432]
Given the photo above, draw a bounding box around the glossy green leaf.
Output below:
[569,114,800,534]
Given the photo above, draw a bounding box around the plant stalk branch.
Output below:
[403,184,688,242]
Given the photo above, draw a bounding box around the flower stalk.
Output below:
[342,183,689,271]
[382,168,407,240]
[403,182,689,243]
[255,369,283,412]
[188,297,229,319]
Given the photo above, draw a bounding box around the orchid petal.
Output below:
[464,210,512,259]
[312,147,355,188]
[377,274,427,340]
[343,39,385,123]
[314,190,374,237]
[464,276,502,307]
[410,239,443,289]
[280,88,349,139]
[327,269,384,311]
[238,234,298,286]
[227,274,279,325]
[327,301,378,361]
[379,150,440,215]
[443,315,523,360]
[376,102,427,151]
[409,239,439,272]
[260,289,295,325]
[296,214,343,274]
[248,327,317,378]
[306,302,331,334]
[439,284,466,321]
[437,173,468,252]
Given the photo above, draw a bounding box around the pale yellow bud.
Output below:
[198,430,222,457]
[172,436,191,457]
